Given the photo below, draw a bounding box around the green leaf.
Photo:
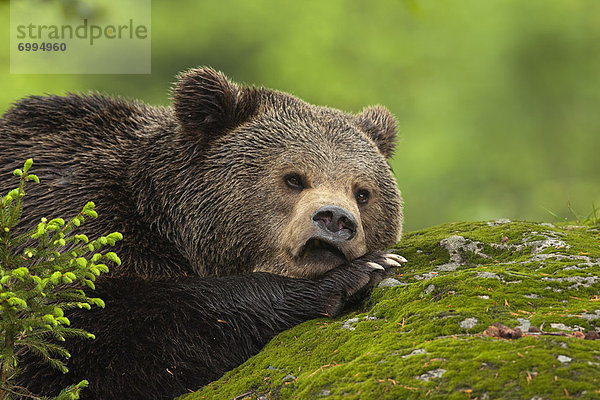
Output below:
[50,271,62,285]
[105,252,122,266]
[26,174,40,183]
[82,202,98,218]
[76,257,87,268]
[95,264,109,273]
[87,210,98,218]
[36,221,47,233]
[8,297,27,308]
[23,158,33,173]
[107,232,124,241]
[90,298,105,308]
[13,168,23,176]
[64,272,77,281]
[43,314,57,325]
[48,218,65,227]
[0,291,14,299]
[11,266,29,278]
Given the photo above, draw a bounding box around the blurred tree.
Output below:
[1,0,598,230]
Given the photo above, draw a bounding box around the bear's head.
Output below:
[171,68,403,278]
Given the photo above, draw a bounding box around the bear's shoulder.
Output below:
[0,92,168,141]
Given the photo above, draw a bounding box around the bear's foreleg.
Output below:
[19,252,403,400]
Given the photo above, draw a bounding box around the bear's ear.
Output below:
[173,67,260,146]
[354,106,398,159]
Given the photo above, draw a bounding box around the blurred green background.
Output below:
[0,0,599,231]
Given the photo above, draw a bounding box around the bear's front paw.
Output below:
[317,251,406,318]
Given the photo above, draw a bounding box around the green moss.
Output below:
[180,221,600,400]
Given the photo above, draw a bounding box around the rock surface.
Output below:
[181,221,600,400]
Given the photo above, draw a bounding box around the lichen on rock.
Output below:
[181,221,600,400]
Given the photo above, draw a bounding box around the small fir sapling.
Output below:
[0,159,122,400]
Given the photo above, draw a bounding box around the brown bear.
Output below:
[0,68,404,399]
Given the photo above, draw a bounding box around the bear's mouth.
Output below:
[299,237,347,266]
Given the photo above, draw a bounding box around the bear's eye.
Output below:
[355,189,370,205]
[284,173,304,190]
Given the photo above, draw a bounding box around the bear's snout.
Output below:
[279,186,369,279]
[312,205,357,241]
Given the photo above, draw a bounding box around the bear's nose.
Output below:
[312,206,357,241]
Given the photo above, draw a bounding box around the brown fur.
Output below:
[0,67,402,280]
[1,68,404,399]
[169,68,404,278]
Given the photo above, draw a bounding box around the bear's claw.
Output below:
[366,261,386,270]
[385,253,407,263]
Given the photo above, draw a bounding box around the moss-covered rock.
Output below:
[181,221,600,400]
